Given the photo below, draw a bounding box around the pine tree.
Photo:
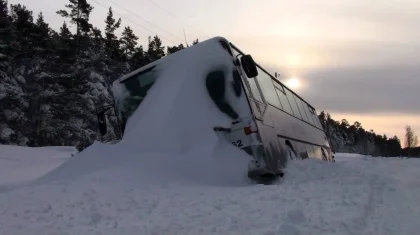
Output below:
[147,35,165,62]
[0,0,15,67]
[0,71,28,145]
[167,44,185,55]
[57,0,93,36]
[57,21,75,59]
[60,21,71,38]
[35,13,48,35]
[56,0,93,52]
[120,26,138,58]
[388,136,402,157]
[130,45,147,68]
[104,7,121,59]
[10,4,33,31]
[0,3,32,145]
[10,4,34,51]
[90,27,103,46]
[0,0,6,16]
[33,12,50,48]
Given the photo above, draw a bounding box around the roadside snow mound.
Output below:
[38,38,253,186]
[0,145,76,188]
[37,139,252,187]
[2,153,420,235]
[333,152,368,162]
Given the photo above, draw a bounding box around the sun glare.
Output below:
[286,77,300,88]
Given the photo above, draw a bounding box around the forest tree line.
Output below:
[0,0,418,156]
[319,112,418,157]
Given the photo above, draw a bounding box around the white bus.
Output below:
[97,36,334,183]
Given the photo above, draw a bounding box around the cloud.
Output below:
[301,65,420,115]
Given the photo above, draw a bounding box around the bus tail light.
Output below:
[244,126,258,135]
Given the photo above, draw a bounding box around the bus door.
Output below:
[235,55,281,174]
[235,56,266,122]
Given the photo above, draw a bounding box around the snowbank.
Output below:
[334,152,368,162]
[37,139,252,187]
[1,153,420,234]
[0,144,77,188]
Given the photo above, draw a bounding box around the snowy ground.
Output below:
[0,144,77,189]
[0,145,419,235]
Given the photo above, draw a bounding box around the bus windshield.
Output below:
[115,67,159,130]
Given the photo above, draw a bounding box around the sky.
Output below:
[9,0,420,145]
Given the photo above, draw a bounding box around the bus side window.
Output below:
[304,104,317,127]
[291,94,303,119]
[308,105,318,127]
[255,67,281,108]
[247,77,263,103]
[274,83,293,115]
[296,96,313,126]
[297,97,311,123]
[284,88,300,118]
[310,108,324,129]
[316,115,324,129]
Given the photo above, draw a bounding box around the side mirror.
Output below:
[97,110,108,136]
[240,54,258,78]
[96,104,114,136]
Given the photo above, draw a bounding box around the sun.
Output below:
[286,77,300,88]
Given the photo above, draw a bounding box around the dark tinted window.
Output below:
[119,67,158,121]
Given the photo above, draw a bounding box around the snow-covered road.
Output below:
[0,145,419,235]
[0,145,76,189]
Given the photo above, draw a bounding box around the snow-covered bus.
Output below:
[97,36,334,182]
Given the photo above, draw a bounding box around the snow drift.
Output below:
[38,38,254,186]
[0,144,76,189]
[1,152,420,235]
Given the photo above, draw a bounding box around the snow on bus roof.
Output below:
[113,36,230,86]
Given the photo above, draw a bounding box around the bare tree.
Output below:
[405,125,418,148]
